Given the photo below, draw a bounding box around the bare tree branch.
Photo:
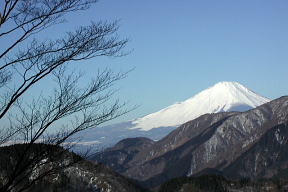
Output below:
[0,0,132,191]
[0,21,128,119]
[0,0,98,58]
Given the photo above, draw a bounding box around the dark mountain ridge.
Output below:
[0,144,147,192]
[158,174,288,192]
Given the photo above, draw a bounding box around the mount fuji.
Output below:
[71,81,270,151]
[131,81,270,131]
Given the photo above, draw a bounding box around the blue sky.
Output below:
[86,0,288,123]
[2,0,288,124]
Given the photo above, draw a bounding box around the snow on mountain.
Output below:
[70,81,270,152]
[131,82,270,131]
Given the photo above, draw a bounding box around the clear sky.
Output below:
[2,0,288,124]
[88,0,288,123]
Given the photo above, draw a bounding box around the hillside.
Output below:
[0,144,147,192]
[93,96,288,189]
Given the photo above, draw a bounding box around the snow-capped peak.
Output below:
[131,81,270,131]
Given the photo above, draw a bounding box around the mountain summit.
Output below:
[131,81,270,131]
[72,81,270,150]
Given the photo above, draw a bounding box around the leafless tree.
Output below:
[0,0,129,191]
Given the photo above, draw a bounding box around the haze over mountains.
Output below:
[72,81,270,149]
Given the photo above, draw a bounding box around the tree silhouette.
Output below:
[0,0,129,191]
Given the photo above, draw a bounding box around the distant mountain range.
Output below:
[93,96,288,189]
[71,82,270,150]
